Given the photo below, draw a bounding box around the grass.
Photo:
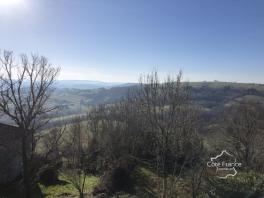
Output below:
[38,167,156,198]
[38,174,99,198]
[132,166,197,198]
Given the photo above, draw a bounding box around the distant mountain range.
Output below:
[55,80,263,90]
[55,80,137,89]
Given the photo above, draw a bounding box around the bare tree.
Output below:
[0,50,59,197]
[62,118,89,198]
[224,101,264,171]
[87,104,126,161]
[137,71,202,198]
[42,125,66,160]
[190,162,205,198]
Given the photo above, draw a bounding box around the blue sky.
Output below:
[0,0,263,83]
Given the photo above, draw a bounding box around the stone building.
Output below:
[0,123,22,184]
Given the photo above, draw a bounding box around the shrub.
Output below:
[206,172,264,198]
[37,161,62,185]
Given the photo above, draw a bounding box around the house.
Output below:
[0,123,23,184]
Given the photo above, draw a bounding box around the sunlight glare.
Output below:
[0,0,23,6]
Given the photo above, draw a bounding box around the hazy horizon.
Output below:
[56,79,264,85]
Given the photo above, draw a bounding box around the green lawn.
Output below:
[39,175,99,198]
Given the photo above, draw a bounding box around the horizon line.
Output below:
[56,79,264,85]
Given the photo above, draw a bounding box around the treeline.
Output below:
[44,79,264,122]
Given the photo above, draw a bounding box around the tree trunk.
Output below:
[79,190,84,198]
[22,134,31,198]
[162,176,167,198]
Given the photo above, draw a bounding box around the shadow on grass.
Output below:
[40,179,70,187]
[131,166,157,198]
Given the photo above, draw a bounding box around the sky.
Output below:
[0,0,263,83]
